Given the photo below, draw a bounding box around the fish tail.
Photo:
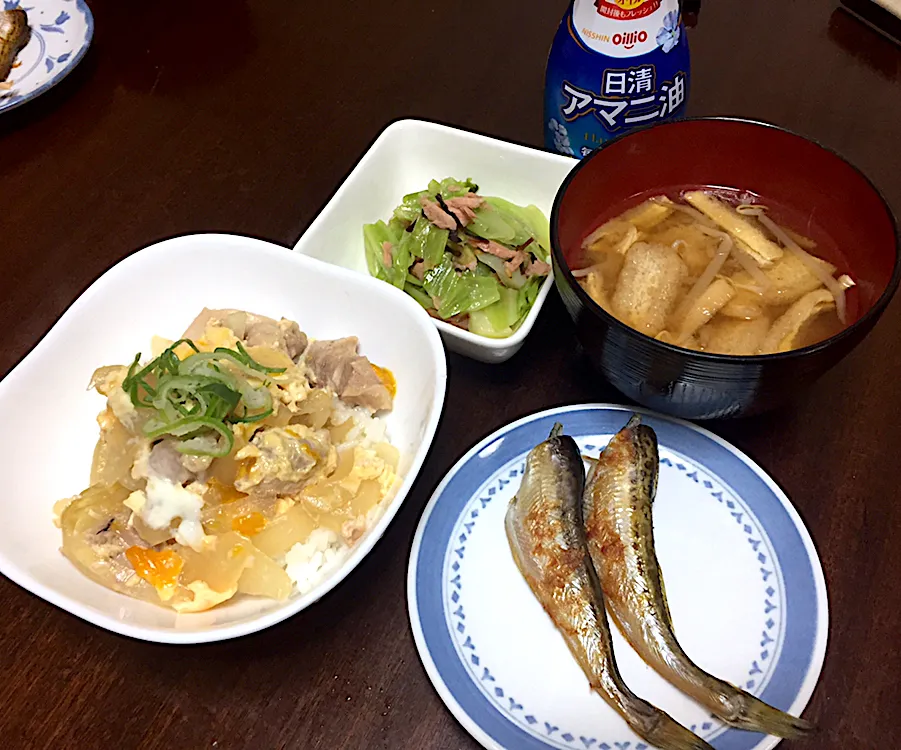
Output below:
[729,692,814,738]
[641,719,715,750]
[616,696,714,750]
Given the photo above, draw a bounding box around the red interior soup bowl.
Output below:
[552,117,899,419]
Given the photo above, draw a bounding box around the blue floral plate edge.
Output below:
[407,403,829,750]
[0,0,94,115]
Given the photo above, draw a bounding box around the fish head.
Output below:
[505,431,585,581]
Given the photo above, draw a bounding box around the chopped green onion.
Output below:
[145,416,235,457]
[122,338,287,458]
[232,341,287,374]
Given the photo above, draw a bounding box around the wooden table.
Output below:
[2,1,899,747]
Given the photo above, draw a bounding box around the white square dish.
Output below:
[0,233,446,643]
[292,119,578,363]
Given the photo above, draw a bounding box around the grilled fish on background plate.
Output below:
[504,424,711,750]
[0,9,30,83]
[582,415,813,739]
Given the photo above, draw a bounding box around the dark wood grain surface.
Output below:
[1,1,899,748]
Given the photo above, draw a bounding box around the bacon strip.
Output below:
[504,251,525,277]
[525,258,551,277]
[444,194,484,227]
[472,238,518,261]
[420,197,457,230]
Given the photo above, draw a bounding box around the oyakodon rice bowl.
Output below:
[56,308,402,613]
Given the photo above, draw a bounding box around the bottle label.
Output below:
[544,0,689,157]
[573,0,681,58]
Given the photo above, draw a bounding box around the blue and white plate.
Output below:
[0,0,93,114]
[408,405,827,750]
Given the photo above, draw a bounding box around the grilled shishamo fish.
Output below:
[583,415,813,739]
[505,424,711,750]
[0,9,30,83]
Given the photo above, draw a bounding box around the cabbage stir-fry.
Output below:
[56,309,401,612]
[363,177,552,338]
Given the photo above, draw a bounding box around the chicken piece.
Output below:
[182,309,308,360]
[305,337,393,412]
[183,308,249,340]
[244,316,308,359]
[280,320,308,360]
[611,243,687,337]
[147,440,194,485]
[235,426,334,495]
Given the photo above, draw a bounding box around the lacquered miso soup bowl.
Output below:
[551,118,900,420]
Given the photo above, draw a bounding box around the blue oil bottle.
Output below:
[545,0,690,158]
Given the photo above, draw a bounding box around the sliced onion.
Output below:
[756,213,849,324]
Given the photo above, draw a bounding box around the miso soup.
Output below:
[572,188,855,355]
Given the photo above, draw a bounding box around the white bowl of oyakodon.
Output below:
[0,233,446,644]
[408,405,827,750]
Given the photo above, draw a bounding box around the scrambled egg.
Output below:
[90,365,139,431]
[235,425,336,493]
[337,446,397,498]
[273,375,312,412]
[172,581,237,613]
[152,324,239,357]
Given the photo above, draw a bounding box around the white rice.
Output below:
[281,399,393,595]
[329,398,388,449]
[284,528,349,595]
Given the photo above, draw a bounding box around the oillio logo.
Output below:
[612,29,648,48]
